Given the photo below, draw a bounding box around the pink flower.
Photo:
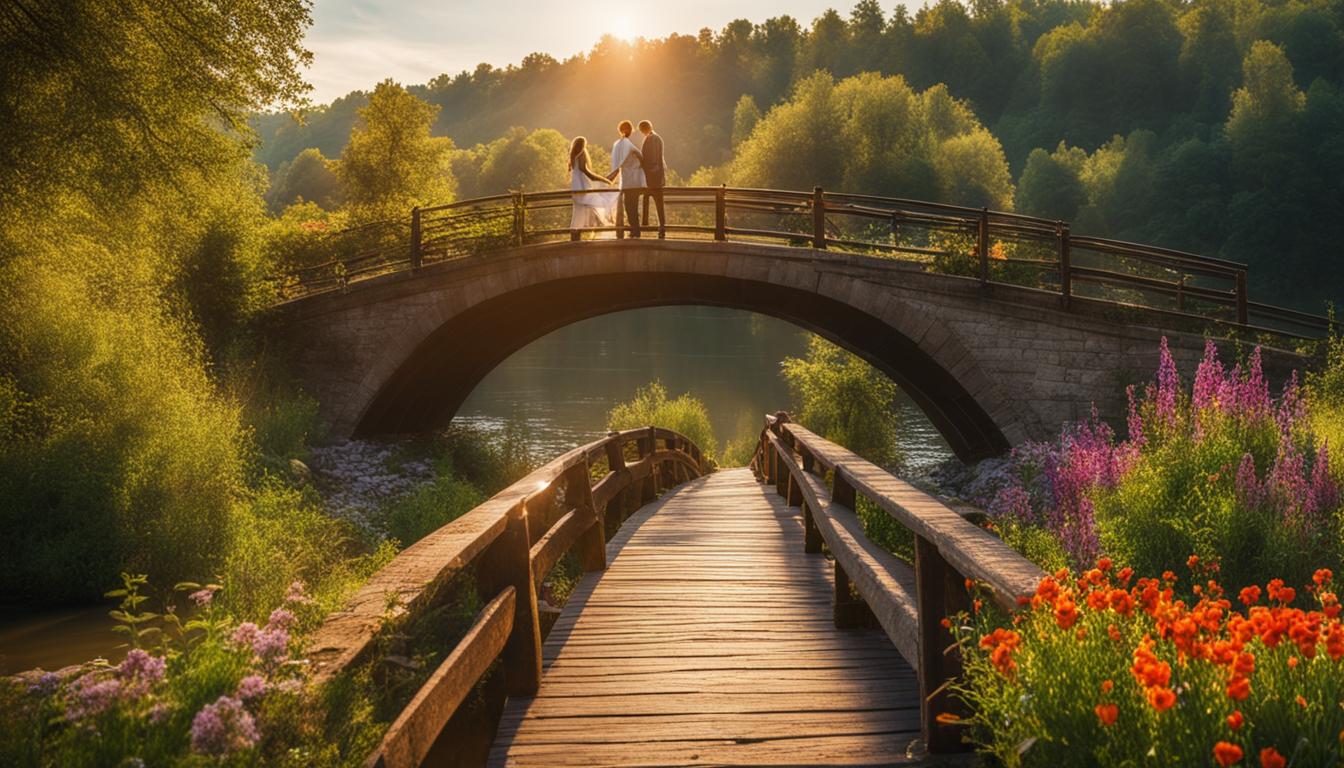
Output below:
[117,649,166,697]
[188,587,217,606]
[284,581,314,605]
[230,622,260,648]
[67,674,122,720]
[267,607,296,631]
[236,675,267,702]
[190,696,259,756]
[1154,337,1180,430]
[253,627,290,663]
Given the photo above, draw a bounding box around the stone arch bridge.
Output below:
[266,187,1325,461]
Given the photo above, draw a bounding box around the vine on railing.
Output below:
[274,187,1330,341]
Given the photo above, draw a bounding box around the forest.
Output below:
[255,0,1344,308]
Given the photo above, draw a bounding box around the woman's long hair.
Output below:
[568,137,589,172]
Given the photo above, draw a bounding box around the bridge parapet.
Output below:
[753,413,1045,755]
[304,427,705,768]
[276,186,1329,342]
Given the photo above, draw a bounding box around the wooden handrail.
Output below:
[752,413,1043,754]
[307,426,707,768]
[272,187,1331,341]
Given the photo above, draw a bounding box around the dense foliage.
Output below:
[781,336,904,469]
[607,382,720,463]
[252,0,1344,307]
[979,339,1342,591]
[955,563,1344,766]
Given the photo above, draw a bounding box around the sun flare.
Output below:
[606,15,637,42]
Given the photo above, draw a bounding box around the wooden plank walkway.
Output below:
[488,468,923,766]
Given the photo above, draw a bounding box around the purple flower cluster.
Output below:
[66,675,122,721]
[190,695,259,756]
[118,649,166,697]
[236,674,267,702]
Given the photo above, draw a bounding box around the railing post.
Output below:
[603,432,627,537]
[1058,222,1071,310]
[715,184,727,241]
[1236,270,1248,326]
[976,207,989,287]
[512,188,526,247]
[568,462,606,573]
[410,206,423,269]
[637,427,656,504]
[615,191,625,241]
[915,535,970,754]
[812,187,827,250]
[830,467,870,627]
[479,503,541,696]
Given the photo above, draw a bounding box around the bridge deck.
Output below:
[488,468,922,766]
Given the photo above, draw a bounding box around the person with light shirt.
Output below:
[607,120,646,238]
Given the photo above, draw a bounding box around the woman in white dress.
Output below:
[568,137,619,237]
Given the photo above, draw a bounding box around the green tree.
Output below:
[338,80,456,220]
[732,95,763,148]
[1015,145,1087,221]
[780,337,902,468]
[266,147,343,211]
[1226,40,1306,181]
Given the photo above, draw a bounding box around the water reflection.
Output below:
[455,307,954,472]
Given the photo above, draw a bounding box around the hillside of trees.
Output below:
[255,0,1344,308]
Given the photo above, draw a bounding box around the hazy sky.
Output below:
[304,1,880,103]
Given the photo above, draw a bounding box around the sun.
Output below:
[606,15,638,42]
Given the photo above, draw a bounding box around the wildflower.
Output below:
[190,695,259,757]
[284,581,314,605]
[67,674,122,720]
[267,607,297,631]
[1094,702,1118,726]
[1213,741,1243,766]
[1154,337,1180,429]
[1055,598,1078,629]
[1296,694,1307,708]
[230,622,260,648]
[253,627,290,663]
[1100,679,1113,693]
[1314,568,1334,588]
[1226,676,1250,701]
[1259,747,1286,768]
[1187,554,1200,570]
[27,671,60,697]
[1287,656,1298,668]
[117,649,166,692]
[188,587,217,606]
[1239,585,1261,606]
[1147,686,1176,711]
[1234,454,1264,509]
[1226,710,1243,730]
[236,675,267,702]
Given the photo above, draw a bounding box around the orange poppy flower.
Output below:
[1226,710,1243,731]
[1213,741,1243,766]
[1147,686,1176,711]
[1094,702,1118,726]
[1227,676,1250,701]
[1259,747,1286,768]
[1101,679,1113,693]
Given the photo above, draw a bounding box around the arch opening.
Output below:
[352,271,1012,462]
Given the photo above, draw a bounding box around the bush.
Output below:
[378,468,485,548]
[980,339,1343,591]
[954,563,1344,767]
[780,336,903,468]
[607,381,719,463]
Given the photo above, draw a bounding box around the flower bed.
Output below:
[954,563,1344,766]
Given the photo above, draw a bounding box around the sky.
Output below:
[303,1,875,103]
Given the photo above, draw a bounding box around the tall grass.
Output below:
[607,381,719,463]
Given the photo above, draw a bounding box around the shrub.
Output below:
[954,563,1344,767]
[378,467,485,548]
[781,336,903,468]
[980,338,1342,590]
[607,381,719,463]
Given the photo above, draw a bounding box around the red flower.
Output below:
[1239,586,1261,606]
[1094,702,1118,726]
[1313,568,1333,588]
[1055,598,1079,629]
[1147,686,1176,711]
[1259,747,1286,768]
[1188,554,1200,569]
[1213,741,1243,766]
[1098,557,1112,572]
[1227,676,1251,701]
[1226,710,1243,731]
[1100,679,1113,693]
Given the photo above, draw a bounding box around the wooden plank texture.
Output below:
[489,468,920,766]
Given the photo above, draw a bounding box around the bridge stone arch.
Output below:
[267,240,1287,462]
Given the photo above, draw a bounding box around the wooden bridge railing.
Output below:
[275,186,1330,341]
[305,427,705,768]
[751,413,1045,754]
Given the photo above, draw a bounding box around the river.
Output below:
[0,307,954,675]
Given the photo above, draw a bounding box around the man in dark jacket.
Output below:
[637,120,666,239]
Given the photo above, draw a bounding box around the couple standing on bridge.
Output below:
[567,120,666,239]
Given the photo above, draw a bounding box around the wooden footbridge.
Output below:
[306,416,1044,767]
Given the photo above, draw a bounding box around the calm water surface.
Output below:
[2,307,954,674]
